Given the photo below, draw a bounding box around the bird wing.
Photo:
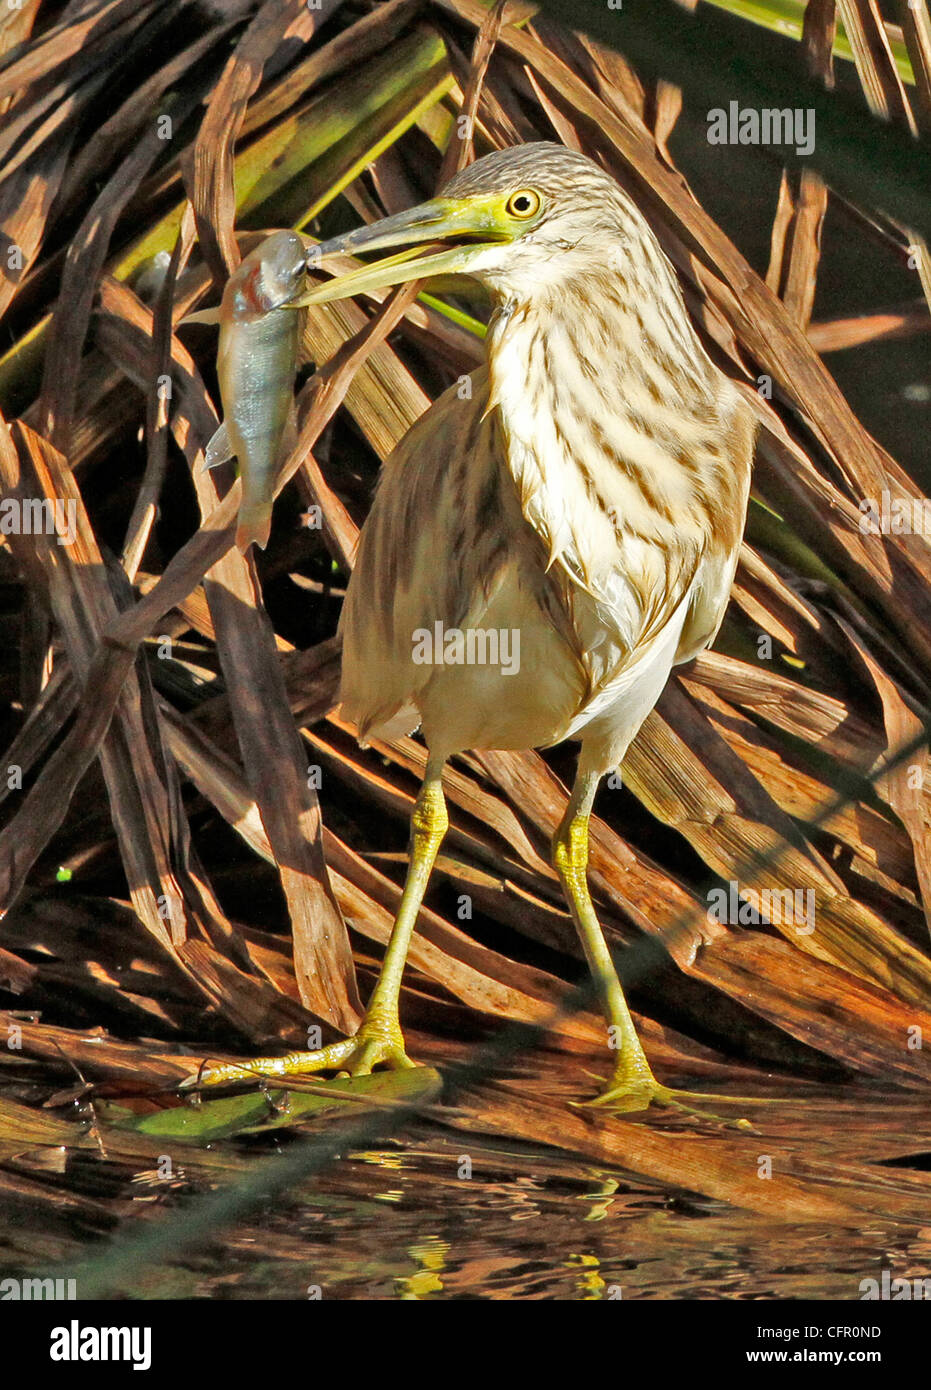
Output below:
[558,391,756,740]
[674,395,757,665]
[339,366,554,741]
[555,531,705,744]
[673,542,741,667]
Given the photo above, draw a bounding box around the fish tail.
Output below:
[235,500,272,552]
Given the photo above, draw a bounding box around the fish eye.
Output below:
[505,188,542,219]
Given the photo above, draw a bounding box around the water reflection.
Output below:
[3,1121,929,1300]
[15,1133,919,1300]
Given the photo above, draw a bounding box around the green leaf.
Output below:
[706,0,916,85]
[109,1068,444,1145]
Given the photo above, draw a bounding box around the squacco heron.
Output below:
[194,144,756,1112]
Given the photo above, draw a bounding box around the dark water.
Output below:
[2,1128,929,1300]
[204,1145,930,1302]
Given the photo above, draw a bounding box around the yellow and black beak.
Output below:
[291,194,514,307]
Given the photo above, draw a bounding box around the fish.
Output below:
[203,229,307,552]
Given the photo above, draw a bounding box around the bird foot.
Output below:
[573,1066,763,1129]
[180,1021,416,1090]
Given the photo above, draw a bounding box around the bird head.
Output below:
[290,143,645,307]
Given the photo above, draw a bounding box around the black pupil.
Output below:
[513,194,531,212]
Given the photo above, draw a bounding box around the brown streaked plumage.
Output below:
[188,144,756,1113]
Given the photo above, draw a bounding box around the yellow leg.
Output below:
[183,759,449,1089]
[554,771,762,1120]
[552,771,663,1111]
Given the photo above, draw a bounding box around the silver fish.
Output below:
[205,229,307,551]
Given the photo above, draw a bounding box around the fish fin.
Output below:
[236,504,272,553]
[179,307,221,326]
[202,422,233,472]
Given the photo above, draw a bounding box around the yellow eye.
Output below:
[505,188,542,219]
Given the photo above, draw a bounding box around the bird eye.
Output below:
[505,189,542,219]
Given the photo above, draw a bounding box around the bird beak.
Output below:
[288,195,510,307]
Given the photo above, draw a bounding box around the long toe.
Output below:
[181,1027,416,1090]
[578,1073,763,1128]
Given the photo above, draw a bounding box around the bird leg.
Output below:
[552,772,663,1111]
[182,762,449,1090]
[553,770,747,1119]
